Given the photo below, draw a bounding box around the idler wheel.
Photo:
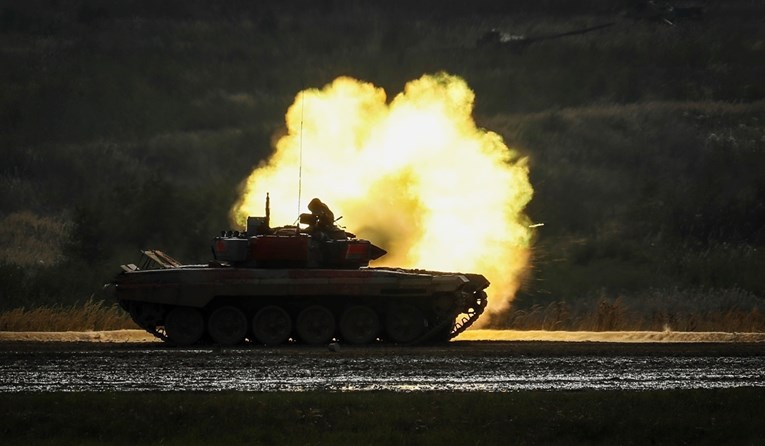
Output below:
[385,304,426,343]
[127,301,165,330]
[339,305,380,345]
[207,306,248,346]
[164,306,205,346]
[296,305,336,345]
[252,305,292,346]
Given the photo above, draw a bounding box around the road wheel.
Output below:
[252,305,292,346]
[296,305,335,345]
[385,304,426,343]
[340,305,380,345]
[207,306,248,346]
[164,306,205,346]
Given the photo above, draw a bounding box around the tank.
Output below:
[105,195,489,346]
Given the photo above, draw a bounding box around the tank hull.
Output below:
[108,265,489,346]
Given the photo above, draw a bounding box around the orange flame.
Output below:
[232,73,533,324]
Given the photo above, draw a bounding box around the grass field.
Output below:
[2,389,764,445]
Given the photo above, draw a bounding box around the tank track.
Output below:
[127,292,487,347]
[450,290,488,338]
[148,327,168,342]
[406,289,487,345]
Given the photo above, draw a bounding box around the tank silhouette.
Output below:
[106,195,489,346]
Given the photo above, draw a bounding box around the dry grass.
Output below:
[3,289,762,334]
[506,288,765,332]
[0,298,137,332]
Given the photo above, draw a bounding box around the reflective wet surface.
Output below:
[2,342,764,392]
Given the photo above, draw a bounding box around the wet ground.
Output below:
[2,341,764,392]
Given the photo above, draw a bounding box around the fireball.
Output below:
[233,72,533,323]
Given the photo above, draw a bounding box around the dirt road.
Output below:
[2,330,764,392]
[3,328,765,344]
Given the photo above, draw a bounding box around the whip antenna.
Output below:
[297,90,305,222]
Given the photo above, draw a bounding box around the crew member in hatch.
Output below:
[307,197,335,230]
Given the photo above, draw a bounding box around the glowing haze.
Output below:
[232,72,533,324]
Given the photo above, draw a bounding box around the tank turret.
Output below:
[212,196,387,269]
